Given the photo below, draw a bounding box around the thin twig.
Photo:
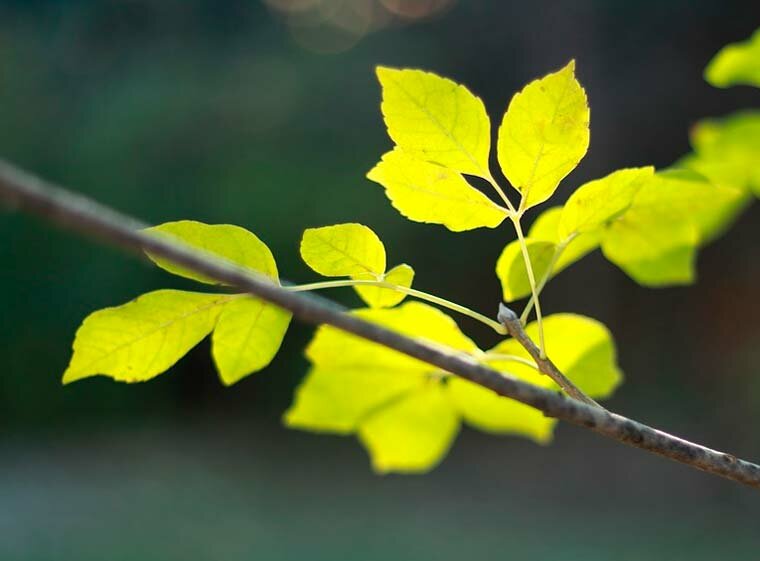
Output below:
[498,304,601,408]
[287,279,507,334]
[1,158,760,490]
[521,240,567,325]
[510,216,546,356]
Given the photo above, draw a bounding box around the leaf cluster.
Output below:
[63,29,760,473]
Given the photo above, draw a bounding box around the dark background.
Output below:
[2,1,760,559]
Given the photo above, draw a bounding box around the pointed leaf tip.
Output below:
[63,290,228,385]
[497,62,590,210]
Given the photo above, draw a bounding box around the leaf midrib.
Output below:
[388,72,488,177]
[70,294,233,375]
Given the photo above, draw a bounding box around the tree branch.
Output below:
[498,304,601,408]
[1,158,759,490]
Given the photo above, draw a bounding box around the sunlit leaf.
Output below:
[284,366,424,434]
[489,313,622,399]
[376,66,491,177]
[145,221,278,285]
[366,149,507,231]
[705,28,760,88]
[600,170,741,286]
[495,238,556,301]
[286,302,609,473]
[677,155,752,242]
[305,301,478,373]
[447,376,556,444]
[354,263,415,308]
[287,302,477,473]
[300,223,386,278]
[559,167,654,238]
[497,61,590,209]
[602,212,697,286]
[358,384,459,473]
[63,290,229,384]
[687,112,760,196]
[286,304,454,443]
[681,153,754,198]
[528,206,564,241]
[211,296,292,386]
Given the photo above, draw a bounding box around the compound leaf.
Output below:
[376,66,492,177]
[63,290,229,384]
[354,263,415,308]
[145,221,278,285]
[358,385,459,473]
[705,28,760,88]
[288,304,612,473]
[495,238,556,301]
[300,223,386,278]
[366,149,507,231]
[559,167,654,239]
[288,302,481,473]
[212,296,292,386]
[497,61,590,209]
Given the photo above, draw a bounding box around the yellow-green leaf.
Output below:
[705,28,760,88]
[287,302,481,473]
[602,211,697,286]
[687,112,760,196]
[284,366,424,434]
[529,206,601,274]
[305,301,478,373]
[681,152,755,198]
[288,303,597,473]
[211,296,292,386]
[497,61,590,209]
[678,155,752,241]
[600,170,741,286]
[300,223,386,278]
[528,206,564,241]
[144,221,278,285]
[489,313,622,399]
[376,67,491,177]
[358,385,459,474]
[354,263,415,309]
[63,290,229,384]
[495,238,556,301]
[447,377,555,444]
[559,167,654,239]
[538,314,622,398]
[366,149,507,231]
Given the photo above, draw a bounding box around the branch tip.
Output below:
[497,302,519,325]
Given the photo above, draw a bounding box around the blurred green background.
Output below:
[2,1,760,559]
